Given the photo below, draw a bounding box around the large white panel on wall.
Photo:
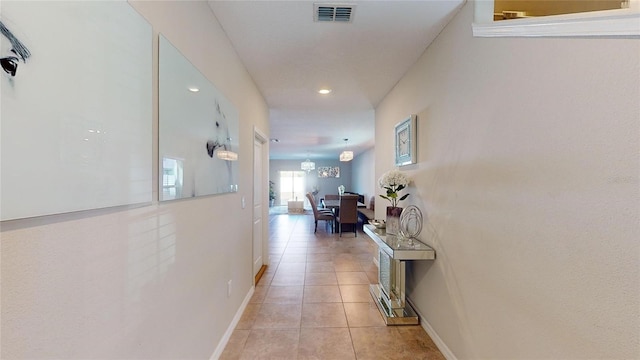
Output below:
[0,1,153,220]
[158,34,239,201]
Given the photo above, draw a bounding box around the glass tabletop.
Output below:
[363,224,435,260]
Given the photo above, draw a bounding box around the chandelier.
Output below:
[339,138,353,162]
[301,157,315,173]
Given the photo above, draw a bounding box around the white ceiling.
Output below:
[208,0,465,160]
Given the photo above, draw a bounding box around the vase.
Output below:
[386,206,403,235]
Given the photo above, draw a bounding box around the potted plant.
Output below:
[378,169,410,235]
[269,180,276,207]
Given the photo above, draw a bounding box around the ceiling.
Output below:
[207,0,466,160]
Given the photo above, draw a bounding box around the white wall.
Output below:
[0,1,270,359]
[375,2,639,359]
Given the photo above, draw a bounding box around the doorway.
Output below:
[253,129,268,283]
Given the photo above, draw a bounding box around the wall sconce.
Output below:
[216,150,238,161]
[206,139,238,161]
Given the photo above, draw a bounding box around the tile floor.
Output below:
[220,212,444,360]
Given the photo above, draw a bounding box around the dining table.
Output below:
[322,199,366,209]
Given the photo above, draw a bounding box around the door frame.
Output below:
[253,127,269,283]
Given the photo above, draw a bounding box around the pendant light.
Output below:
[301,153,315,173]
[339,138,353,162]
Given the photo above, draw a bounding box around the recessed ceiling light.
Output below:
[188,87,200,92]
[270,138,280,143]
[318,88,332,95]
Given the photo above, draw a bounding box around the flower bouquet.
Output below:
[378,169,410,234]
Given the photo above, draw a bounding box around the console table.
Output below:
[287,200,304,213]
[363,224,435,325]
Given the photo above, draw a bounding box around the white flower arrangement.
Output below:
[378,169,410,207]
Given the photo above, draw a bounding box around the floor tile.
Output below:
[271,271,305,286]
[264,285,303,304]
[305,261,335,273]
[343,302,386,327]
[280,253,307,263]
[219,329,250,360]
[257,272,274,286]
[333,260,363,272]
[306,253,334,262]
[305,272,337,285]
[239,329,299,360]
[336,271,370,285]
[250,285,268,303]
[276,262,306,273]
[235,303,261,330]
[303,285,343,303]
[301,302,347,328]
[395,326,446,360]
[252,303,302,329]
[339,284,373,302]
[298,328,356,360]
[349,327,400,359]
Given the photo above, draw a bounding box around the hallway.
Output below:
[220,212,444,359]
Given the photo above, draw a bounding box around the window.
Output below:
[473,0,639,37]
[279,171,306,206]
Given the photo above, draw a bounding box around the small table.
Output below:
[363,224,435,325]
[287,200,304,213]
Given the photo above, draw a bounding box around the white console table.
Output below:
[363,224,435,325]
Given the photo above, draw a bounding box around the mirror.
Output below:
[494,0,625,20]
[159,34,239,201]
[473,0,638,36]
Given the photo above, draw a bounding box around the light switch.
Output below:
[241,196,245,209]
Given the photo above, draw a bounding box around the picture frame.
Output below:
[0,1,153,220]
[317,166,340,178]
[395,114,417,166]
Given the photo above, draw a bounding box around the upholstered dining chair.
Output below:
[306,193,334,233]
[336,194,358,237]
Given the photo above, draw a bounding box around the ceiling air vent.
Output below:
[314,4,355,22]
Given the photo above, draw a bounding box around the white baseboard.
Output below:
[407,298,457,360]
[210,286,255,360]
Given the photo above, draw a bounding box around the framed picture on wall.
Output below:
[317,166,340,178]
[395,114,417,166]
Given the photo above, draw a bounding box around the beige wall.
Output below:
[352,147,377,206]
[375,2,639,359]
[1,1,269,359]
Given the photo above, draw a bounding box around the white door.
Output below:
[252,133,265,278]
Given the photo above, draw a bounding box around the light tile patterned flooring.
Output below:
[220,212,444,359]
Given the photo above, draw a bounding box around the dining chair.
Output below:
[336,194,358,237]
[306,193,334,233]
